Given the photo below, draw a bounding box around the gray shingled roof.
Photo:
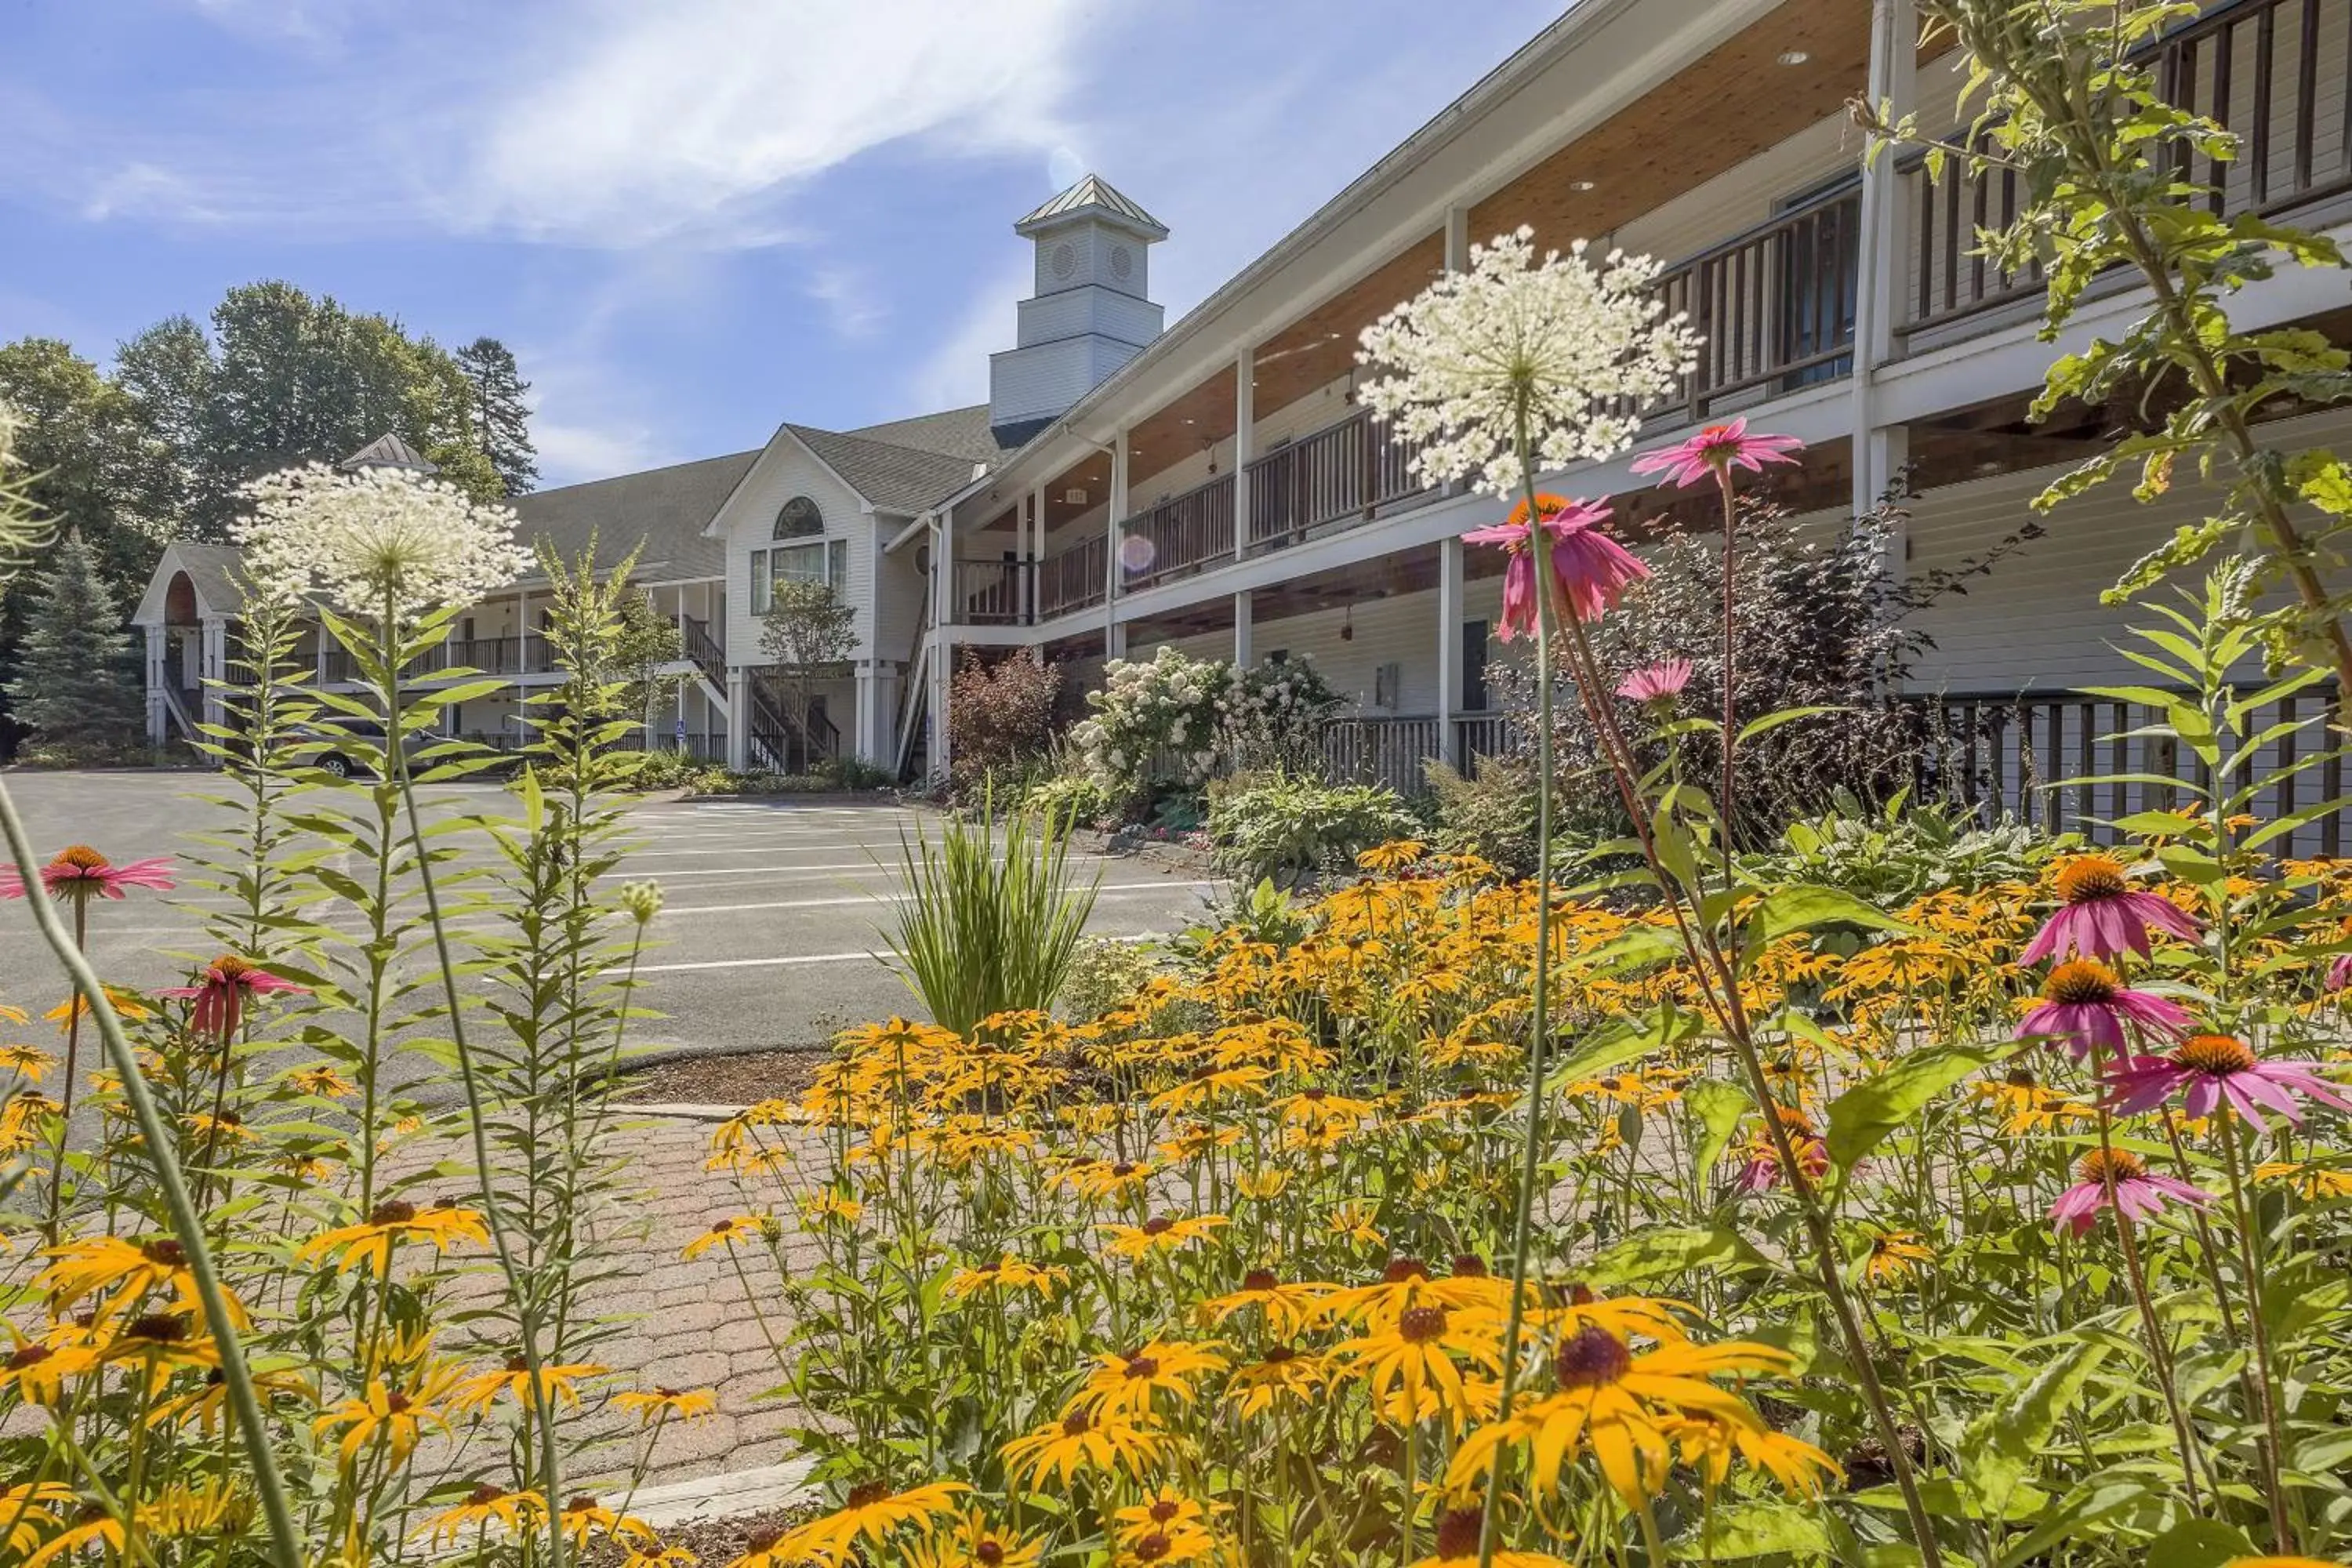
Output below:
[339,432,437,473]
[510,449,758,583]
[785,425,983,514]
[1016,173,1168,239]
[845,405,1022,467]
[167,543,252,614]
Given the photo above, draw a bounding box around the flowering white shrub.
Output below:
[234,462,534,619]
[1356,226,1699,497]
[1069,646,1230,793]
[1216,656,1341,773]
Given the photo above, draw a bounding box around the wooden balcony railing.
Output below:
[1649,183,1861,421]
[681,615,727,687]
[1321,715,1446,798]
[1120,472,1236,589]
[1908,684,2349,855]
[321,635,554,684]
[1903,0,2352,338]
[1246,406,1438,551]
[1039,534,1108,619]
[954,559,1028,625]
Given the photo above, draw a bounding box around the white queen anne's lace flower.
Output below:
[234,463,533,619]
[1356,227,1698,497]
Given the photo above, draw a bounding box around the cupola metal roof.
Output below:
[1014,172,1168,239]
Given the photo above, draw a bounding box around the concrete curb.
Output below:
[619,1101,754,1121]
[615,1459,817,1530]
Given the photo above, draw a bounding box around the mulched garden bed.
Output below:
[615,1047,828,1109]
[584,1503,818,1566]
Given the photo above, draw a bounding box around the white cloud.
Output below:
[906,261,1029,413]
[805,266,886,339]
[452,0,1094,246]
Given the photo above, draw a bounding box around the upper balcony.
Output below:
[945,0,2352,634]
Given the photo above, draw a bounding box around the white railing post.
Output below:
[1106,429,1129,650]
[1436,535,1464,770]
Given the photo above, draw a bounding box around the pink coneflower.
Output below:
[2103,1033,2352,1133]
[2328,951,2352,993]
[1628,416,1806,489]
[0,845,176,902]
[156,956,310,1042]
[1615,659,1693,705]
[2020,855,2202,965]
[1734,1107,1828,1192]
[1462,494,1648,639]
[2015,959,2192,1060]
[2051,1147,2211,1236]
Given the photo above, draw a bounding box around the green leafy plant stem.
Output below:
[377,588,570,1568]
[1478,403,1560,1568]
[0,774,303,1568]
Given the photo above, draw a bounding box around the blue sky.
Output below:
[2,0,1570,487]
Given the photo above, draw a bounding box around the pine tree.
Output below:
[5,527,145,755]
[457,337,539,495]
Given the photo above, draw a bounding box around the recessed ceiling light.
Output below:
[1570,179,1597,192]
[1777,48,1809,65]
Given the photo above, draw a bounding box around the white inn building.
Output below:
[134,0,2352,822]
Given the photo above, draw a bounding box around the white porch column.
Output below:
[1233,590,1254,670]
[1106,429,1130,652]
[143,625,166,745]
[940,506,959,626]
[726,669,748,771]
[928,634,956,782]
[199,618,228,732]
[855,663,881,764]
[1028,483,1046,626]
[1444,204,1471,273]
[1232,350,1254,559]
[1436,536,1465,769]
[1851,0,1917,521]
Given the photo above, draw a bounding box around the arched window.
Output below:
[751,495,847,614]
[774,495,824,539]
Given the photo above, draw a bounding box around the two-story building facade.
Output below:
[135,0,2352,815]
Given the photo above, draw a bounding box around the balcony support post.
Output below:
[1233,349,1255,559]
[927,633,954,782]
[1026,485,1044,625]
[726,670,748,772]
[1107,428,1130,645]
[940,504,959,627]
[1851,0,1917,521]
[1444,203,1470,273]
[1233,589,1254,670]
[144,624,167,746]
[1437,535,1464,771]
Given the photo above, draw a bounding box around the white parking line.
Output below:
[660,881,1219,916]
[620,951,885,974]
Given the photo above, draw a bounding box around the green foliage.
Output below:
[1205,771,1418,888]
[1056,935,1167,1024]
[1425,753,1544,877]
[1867,0,2352,684]
[879,794,1102,1035]
[1740,788,2074,907]
[1016,767,1117,829]
[456,336,538,496]
[760,577,859,763]
[2,526,144,756]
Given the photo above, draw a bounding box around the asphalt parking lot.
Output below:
[0,771,1221,1075]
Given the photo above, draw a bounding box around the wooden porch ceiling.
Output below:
[966,450,1117,536]
[1471,0,1880,256]
[1126,366,1236,492]
[1118,0,1884,479]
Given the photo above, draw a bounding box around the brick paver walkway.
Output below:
[562,1110,822,1490]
